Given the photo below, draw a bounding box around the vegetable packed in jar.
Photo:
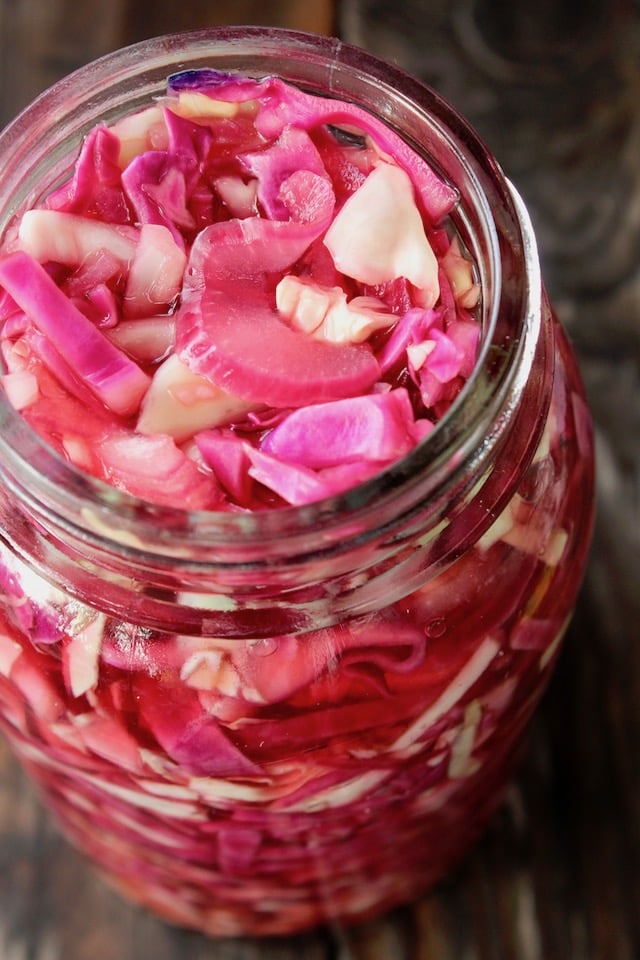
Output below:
[0,28,594,938]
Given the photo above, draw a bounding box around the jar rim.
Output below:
[0,26,542,560]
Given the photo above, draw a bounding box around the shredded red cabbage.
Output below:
[0,68,480,509]
[0,251,150,417]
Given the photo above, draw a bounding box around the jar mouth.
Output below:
[0,26,541,559]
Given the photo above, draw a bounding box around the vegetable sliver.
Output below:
[0,251,150,417]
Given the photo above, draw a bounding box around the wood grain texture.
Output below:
[0,1,638,958]
[122,0,336,40]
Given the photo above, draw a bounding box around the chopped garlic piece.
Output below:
[276,274,396,344]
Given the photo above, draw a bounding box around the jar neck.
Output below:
[0,29,551,632]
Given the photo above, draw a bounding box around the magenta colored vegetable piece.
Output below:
[437,264,457,321]
[422,328,465,384]
[245,446,332,505]
[0,562,36,637]
[164,106,215,165]
[232,633,340,703]
[311,125,371,204]
[177,176,380,407]
[120,109,215,245]
[77,713,144,774]
[571,390,593,460]
[0,287,23,326]
[97,431,219,509]
[45,125,131,223]
[0,251,150,417]
[82,283,119,329]
[510,618,558,651]
[261,389,418,468]
[23,327,109,414]
[316,458,390,494]
[173,718,265,778]
[142,683,264,778]
[241,125,328,220]
[180,295,381,408]
[378,307,440,373]
[182,170,335,288]
[446,319,481,379]
[417,368,446,410]
[121,152,194,246]
[195,429,253,503]
[217,826,262,874]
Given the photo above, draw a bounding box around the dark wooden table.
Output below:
[0,2,638,958]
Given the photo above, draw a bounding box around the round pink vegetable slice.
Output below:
[178,293,381,408]
[176,174,380,407]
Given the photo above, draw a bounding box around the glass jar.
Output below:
[0,27,594,938]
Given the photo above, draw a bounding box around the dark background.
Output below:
[0,2,638,958]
